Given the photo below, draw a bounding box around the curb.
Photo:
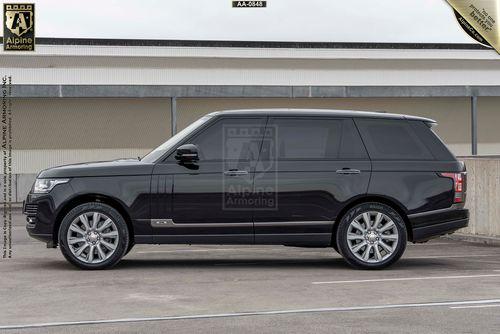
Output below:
[443,233,500,247]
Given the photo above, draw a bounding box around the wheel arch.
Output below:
[53,194,135,246]
[332,195,413,246]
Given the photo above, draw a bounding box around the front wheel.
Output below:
[336,202,407,269]
[58,202,129,270]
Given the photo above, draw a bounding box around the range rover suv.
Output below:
[23,109,469,270]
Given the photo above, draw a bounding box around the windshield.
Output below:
[141,116,212,163]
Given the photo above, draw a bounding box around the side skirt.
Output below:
[135,233,332,246]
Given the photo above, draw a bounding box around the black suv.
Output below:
[24,109,468,270]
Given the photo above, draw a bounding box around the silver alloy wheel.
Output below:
[346,211,399,263]
[66,212,119,264]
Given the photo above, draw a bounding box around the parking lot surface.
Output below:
[2,211,500,333]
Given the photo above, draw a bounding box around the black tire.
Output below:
[124,241,135,256]
[332,238,339,253]
[336,202,407,270]
[58,202,129,270]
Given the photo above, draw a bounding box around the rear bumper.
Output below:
[408,206,469,242]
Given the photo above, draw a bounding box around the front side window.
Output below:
[190,117,266,162]
[141,115,212,163]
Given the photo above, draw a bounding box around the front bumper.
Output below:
[408,206,469,242]
[23,194,57,246]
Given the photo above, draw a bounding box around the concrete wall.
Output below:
[11,98,171,174]
[177,97,474,155]
[459,157,500,239]
[0,174,37,203]
[7,96,500,175]
[477,98,500,155]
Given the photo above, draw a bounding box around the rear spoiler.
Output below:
[425,121,437,128]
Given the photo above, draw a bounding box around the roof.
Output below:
[209,108,436,123]
[0,37,488,50]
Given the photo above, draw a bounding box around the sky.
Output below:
[1,0,474,43]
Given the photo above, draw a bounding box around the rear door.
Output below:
[253,117,371,246]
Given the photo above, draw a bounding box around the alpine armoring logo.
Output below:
[3,3,35,51]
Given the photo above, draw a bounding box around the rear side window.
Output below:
[355,119,434,160]
[262,118,367,160]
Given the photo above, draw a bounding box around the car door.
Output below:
[253,117,371,246]
[151,116,266,244]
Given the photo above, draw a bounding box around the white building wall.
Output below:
[1,45,500,86]
[3,58,500,86]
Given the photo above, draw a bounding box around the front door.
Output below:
[151,116,267,244]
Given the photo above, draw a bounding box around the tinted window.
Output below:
[190,117,265,161]
[339,119,369,159]
[263,118,367,160]
[410,121,455,160]
[355,119,434,160]
[143,116,211,163]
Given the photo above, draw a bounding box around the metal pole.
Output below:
[171,97,177,136]
[471,96,477,156]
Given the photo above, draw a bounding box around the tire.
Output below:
[336,202,407,270]
[124,241,135,256]
[58,202,129,270]
[332,238,339,253]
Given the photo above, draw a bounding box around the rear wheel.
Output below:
[58,202,129,270]
[336,202,407,269]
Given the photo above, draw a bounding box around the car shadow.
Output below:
[28,256,458,271]
[112,257,450,271]
[115,257,350,270]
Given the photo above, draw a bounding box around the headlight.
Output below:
[33,178,70,193]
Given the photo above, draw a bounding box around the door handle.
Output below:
[224,170,249,176]
[336,168,361,175]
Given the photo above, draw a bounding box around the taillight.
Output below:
[439,172,466,203]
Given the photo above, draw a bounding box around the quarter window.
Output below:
[355,119,434,160]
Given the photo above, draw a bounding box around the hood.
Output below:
[37,159,155,178]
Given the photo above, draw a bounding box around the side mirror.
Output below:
[175,144,199,163]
